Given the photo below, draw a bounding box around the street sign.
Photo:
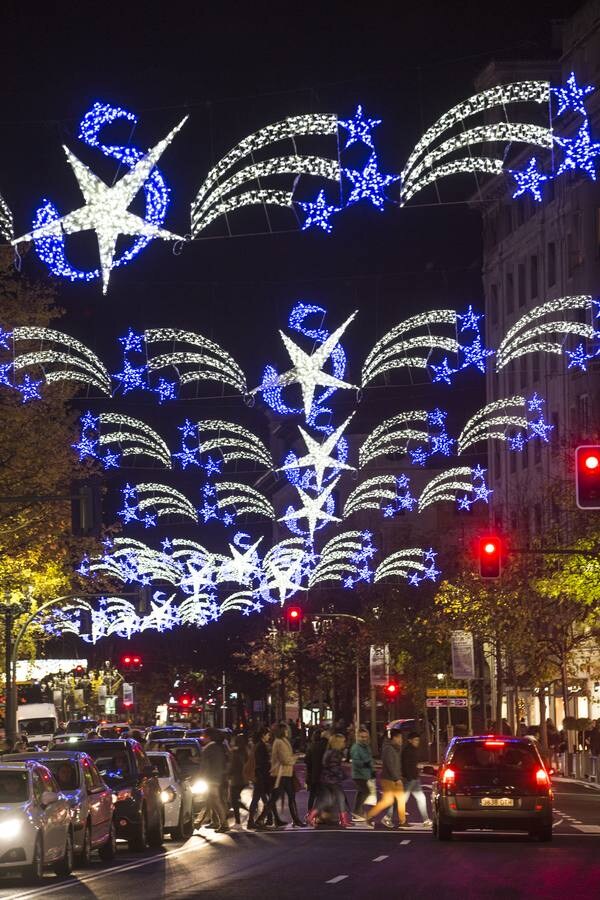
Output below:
[426,688,468,697]
[370,645,390,686]
[122,682,134,706]
[426,698,468,708]
[451,631,475,679]
[105,696,116,714]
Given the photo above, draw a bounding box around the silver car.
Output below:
[0,761,73,883]
[5,752,116,864]
[147,751,194,840]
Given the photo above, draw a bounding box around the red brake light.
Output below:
[484,740,505,747]
[442,767,455,787]
[535,768,550,787]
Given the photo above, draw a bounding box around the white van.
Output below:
[16,702,58,748]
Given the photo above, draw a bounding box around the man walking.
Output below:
[350,726,374,820]
[402,732,431,827]
[201,728,230,833]
[366,728,406,828]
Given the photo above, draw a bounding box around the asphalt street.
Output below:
[0,778,598,900]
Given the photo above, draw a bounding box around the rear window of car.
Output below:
[449,741,538,770]
[0,771,29,803]
[43,760,79,789]
[148,755,170,777]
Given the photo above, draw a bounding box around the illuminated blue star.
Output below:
[358,565,373,583]
[383,504,395,517]
[566,342,594,371]
[552,72,595,117]
[173,444,201,469]
[472,464,487,481]
[154,378,177,403]
[398,491,417,511]
[0,363,13,387]
[203,455,223,477]
[408,572,421,587]
[343,575,355,589]
[178,418,197,441]
[100,450,120,469]
[18,374,43,402]
[528,417,553,442]
[555,121,600,181]
[508,432,526,451]
[76,555,90,577]
[424,564,441,582]
[427,408,447,429]
[113,360,147,394]
[119,328,144,353]
[297,190,339,233]
[80,410,99,432]
[344,153,400,210]
[339,105,382,149]
[72,434,99,459]
[119,504,139,524]
[0,327,12,349]
[222,511,235,527]
[142,513,157,528]
[122,483,138,501]
[457,305,483,332]
[472,483,493,503]
[527,392,545,413]
[429,432,455,456]
[460,335,494,373]
[161,538,172,551]
[424,548,437,564]
[430,357,457,385]
[200,503,218,523]
[409,447,428,467]
[510,157,547,203]
[457,494,473,511]
[396,474,410,489]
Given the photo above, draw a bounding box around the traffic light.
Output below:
[286,606,302,632]
[120,654,143,672]
[384,682,400,700]
[72,665,85,678]
[478,535,502,578]
[576,445,600,509]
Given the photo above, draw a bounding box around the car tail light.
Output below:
[115,787,134,802]
[441,767,455,788]
[484,740,505,748]
[535,768,550,787]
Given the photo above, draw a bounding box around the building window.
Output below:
[506,272,514,314]
[578,393,590,435]
[547,241,556,286]
[532,352,541,382]
[510,450,516,474]
[518,263,526,307]
[530,254,538,299]
[519,354,528,388]
[490,284,499,325]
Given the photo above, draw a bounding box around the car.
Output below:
[50,733,88,747]
[66,719,99,735]
[146,751,194,840]
[146,739,203,774]
[431,735,553,842]
[146,726,186,744]
[0,761,73,883]
[66,739,163,852]
[4,752,116,865]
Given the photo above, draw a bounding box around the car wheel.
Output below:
[172,803,193,841]
[147,806,164,848]
[129,809,148,852]
[54,829,74,878]
[24,835,44,884]
[77,823,92,867]
[437,820,453,841]
[98,820,117,862]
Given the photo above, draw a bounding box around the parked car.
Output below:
[4,751,116,864]
[67,739,163,852]
[147,751,194,840]
[0,761,73,883]
[431,735,554,841]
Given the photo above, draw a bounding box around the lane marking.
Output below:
[552,818,563,828]
[372,855,388,862]
[400,839,411,845]
[326,875,348,884]
[574,825,600,833]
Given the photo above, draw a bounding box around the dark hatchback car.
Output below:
[67,739,163,851]
[432,736,553,842]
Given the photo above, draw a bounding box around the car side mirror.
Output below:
[40,790,59,807]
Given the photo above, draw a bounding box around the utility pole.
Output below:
[4,606,13,743]
[221,671,227,728]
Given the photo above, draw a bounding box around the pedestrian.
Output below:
[305,727,329,811]
[228,733,249,825]
[311,733,352,828]
[401,732,431,827]
[517,717,528,737]
[366,728,407,829]
[249,727,279,829]
[350,726,374,820]
[263,723,304,827]
[199,727,230,833]
[501,718,513,736]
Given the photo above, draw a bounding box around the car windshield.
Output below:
[148,756,170,777]
[66,722,96,733]
[451,742,538,770]
[42,760,79,790]
[18,717,55,734]
[0,771,29,803]
[94,754,131,780]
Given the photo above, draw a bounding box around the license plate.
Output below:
[480,797,514,807]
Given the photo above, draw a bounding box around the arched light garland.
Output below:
[308,530,376,589]
[0,191,12,240]
[358,410,429,466]
[418,465,492,513]
[118,482,198,526]
[343,475,398,517]
[458,395,553,453]
[145,328,247,394]
[374,547,440,586]
[214,481,275,520]
[12,327,112,395]
[361,310,458,385]
[197,420,273,468]
[98,413,172,467]
[496,295,599,372]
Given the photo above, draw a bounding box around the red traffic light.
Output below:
[385,682,399,697]
[123,656,131,665]
[576,446,600,509]
[121,654,142,671]
[286,606,302,632]
[478,535,502,578]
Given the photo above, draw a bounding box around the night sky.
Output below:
[1,0,582,670]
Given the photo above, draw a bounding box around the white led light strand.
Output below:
[215,481,275,519]
[343,475,397,517]
[401,158,505,204]
[192,189,294,234]
[0,192,14,241]
[13,327,111,393]
[361,310,457,386]
[374,548,432,582]
[146,328,247,394]
[358,410,429,467]
[279,416,355,490]
[281,478,341,540]
[401,81,550,184]
[198,420,273,468]
[135,483,198,521]
[457,397,527,454]
[99,413,172,467]
[418,467,473,512]
[496,295,594,369]
[308,531,364,587]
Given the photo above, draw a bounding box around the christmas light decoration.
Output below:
[358,411,429,466]
[220,536,263,586]
[280,478,341,540]
[343,475,398,517]
[510,157,548,202]
[458,397,528,453]
[17,374,42,402]
[343,153,400,210]
[309,530,376,588]
[260,540,307,604]
[555,120,600,180]
[145,328,247,394]
[552,72,595,117]
[12,327,111,395]
[339,105,382,149]
[297,189,340,233]
[361,310,458,386]
[215,481,275,520]
[566,342,597,371]
[374,547,440,585]
[190,114,338,235]
[198,420,273,468]
[134,483,199,522]
[0,192,12,241]
[98,413,172,467]
[280,416,354,490]
[13,109,187,293]
[418,467,474,512]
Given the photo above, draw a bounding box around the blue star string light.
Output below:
[119,328,144,353]
[338,105,382,150]
[80,410,99,431]
[17,374,42,403]
[555,121,600,181]
[566,342,596,371]
[0,363,13,388]
[427,408,447,429]
[510,157,548,203]
[100,449,121,469]
[459,334,494,373]
[508,432,526,452]
[154,377,177,403]
[457,305,483,333]
[430,357,457,385]
[527,393,544,414]
[344,153,400,211]
[454,466,492,512]
[203,456,223,477]
[297,190,339,233]
[173,443,201,469]
[0,328,12,350]
[527,415,553,443]
[552,72,595,117]
[72,433,99,460]
[113,359,147,394]
[409,447,429,467]
[406,549,440,587]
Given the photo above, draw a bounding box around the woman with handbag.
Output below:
[350,726,375,820]
[261,722,304,827]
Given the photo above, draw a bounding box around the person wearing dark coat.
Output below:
[312,733,352,828]
[228,733,248,825]
[248,728,278,829]
[200,728,229,832]
[305,728,329,811]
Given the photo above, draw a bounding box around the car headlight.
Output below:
[191,779,208,796]
[0,819,22,840]
[160,787,176,804]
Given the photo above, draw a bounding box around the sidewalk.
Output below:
[553,775,600,792]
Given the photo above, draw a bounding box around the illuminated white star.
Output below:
[280,478,341,541]
[274,313,357,417]
[222,537,263,585]
[280,416,355,490]
[264,556,306,604]
[14,117,188,293]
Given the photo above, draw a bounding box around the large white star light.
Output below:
[14,117,188,293]
[280,477,341,541]
[222,537,263,585]
[263,555,306,604]
[272,312,357,418]
[279,416,355,490]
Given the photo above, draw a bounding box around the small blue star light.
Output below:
[460,334,494,373]
[552,72,595,117]
[430,357,457,385]
[457,305,483,333]
[173,444,201,469]
[80,410,99,432]
[344,153,400,211]
[566,342,595,371]
[297,190,339,233]
[154,378,177,403]
[555,121,600,181]
[510,157,547,203]
[338,105,382,149]
[527,392,545,413]
[0,363,13,387]
[119,328,144,353]
[113,360,147,394]
[0,328,12,350]
[18,374,43,403]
